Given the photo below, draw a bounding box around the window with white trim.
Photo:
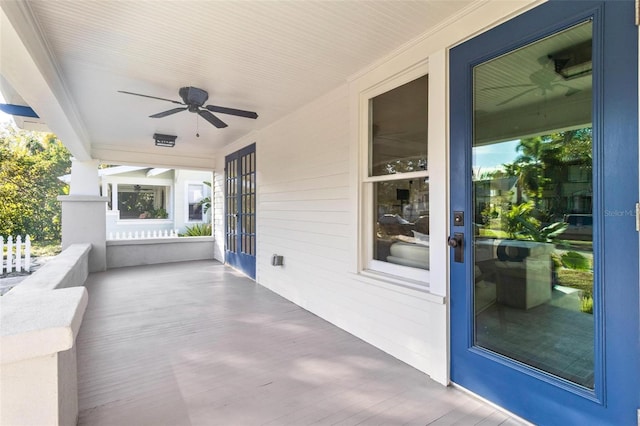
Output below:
[362,74,429,283]
[117,184,169,219]
[187,183,205,222]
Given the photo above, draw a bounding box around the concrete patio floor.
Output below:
[77,260,527,425]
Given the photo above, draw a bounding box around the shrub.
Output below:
[180,223,212,237]
[561,251,590,270]
[580,294,593,314]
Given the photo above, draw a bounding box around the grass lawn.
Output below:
[479,229,509,238]
[557,268,593,294]
[30,240,62,257]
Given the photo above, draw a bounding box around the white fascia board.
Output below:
[92,144,216,170]
[0,2,92,161]
[57,165,146,183]
[146,168,172,177]
[100,165,147,176]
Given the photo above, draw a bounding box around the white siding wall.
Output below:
[214,86,448,383]
[212,163,226,261]
[173,169,213,232]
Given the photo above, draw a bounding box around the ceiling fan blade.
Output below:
[118,90,184,105]
[555,84,581,97]
[198,109,228,128]
[205,105,258,119]
[496,87,538,106]
[149,107,188,118]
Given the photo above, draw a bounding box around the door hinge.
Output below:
[636,0,640,25]
[636,203,640,231]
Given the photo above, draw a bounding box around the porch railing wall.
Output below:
[1,243,90,425]
[1,235,31,275]
[108,229,178,240]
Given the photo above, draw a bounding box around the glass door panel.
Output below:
[472,21,594,388]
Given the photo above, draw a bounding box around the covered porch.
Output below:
[3,0,639,424]
[77,260,524,425]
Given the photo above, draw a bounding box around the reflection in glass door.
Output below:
[472,21,594,388]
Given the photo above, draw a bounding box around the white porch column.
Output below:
[58,159,108,272]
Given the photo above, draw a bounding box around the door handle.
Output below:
[448,233,464,263]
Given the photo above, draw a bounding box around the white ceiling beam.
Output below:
[0,2,91,160]
[146,168,171,177]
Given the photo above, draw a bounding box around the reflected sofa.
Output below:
[376,215,430,270]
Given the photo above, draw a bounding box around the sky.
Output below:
[472,139,520,170]
[0,93,16,126]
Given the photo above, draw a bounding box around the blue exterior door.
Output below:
[225,143,256,279]
[450,1,639,424]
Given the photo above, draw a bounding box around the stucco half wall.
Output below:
[106,237,215,269]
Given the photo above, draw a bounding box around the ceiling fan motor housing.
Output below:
[179,86,209,107]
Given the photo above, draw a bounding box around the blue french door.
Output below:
[225,143,256,279]
[450,1,638,424]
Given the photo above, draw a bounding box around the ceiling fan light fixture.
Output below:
[153,133,177,148]
[549,40,592,81]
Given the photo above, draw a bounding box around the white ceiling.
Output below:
[475,20,592,114]
[1,0,474,168]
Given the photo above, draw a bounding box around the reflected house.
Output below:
[543,162,593,216]
[474,160,592,227]
[473,174,518,221]
[1,1,638,425]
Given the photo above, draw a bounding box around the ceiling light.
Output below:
[153,133,177,147]
[549,40,592,81]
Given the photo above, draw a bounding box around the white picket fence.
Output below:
[1,235,31,274]
[108,229,178,240]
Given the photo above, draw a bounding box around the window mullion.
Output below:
[364,170,429,184]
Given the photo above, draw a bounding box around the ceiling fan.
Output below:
[133,185,153,192]
[482,54,585,107]
[118,86,258,128]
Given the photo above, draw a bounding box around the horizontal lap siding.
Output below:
[215,84,446,382]
[256,86,350,288]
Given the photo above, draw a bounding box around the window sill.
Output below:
[353,270,445,304]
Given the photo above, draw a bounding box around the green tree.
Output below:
[0,123,71,241]
[503,136,548,206]
[504,128,592,218]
